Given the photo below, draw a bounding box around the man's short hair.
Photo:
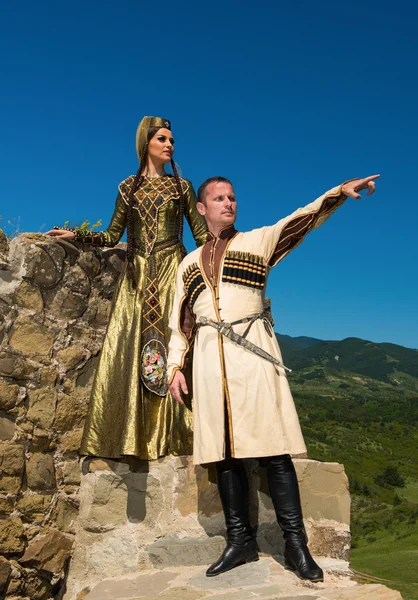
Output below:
[197,176,233,205]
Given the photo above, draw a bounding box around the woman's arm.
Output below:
[184,181,207,247]
[46,191,127,248]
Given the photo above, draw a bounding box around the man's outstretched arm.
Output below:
[261,174,379,267]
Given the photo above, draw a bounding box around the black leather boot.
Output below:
[206,458,259,577]
[264,454,324,582]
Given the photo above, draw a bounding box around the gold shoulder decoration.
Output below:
[118,176,136,205]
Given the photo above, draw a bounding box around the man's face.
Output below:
[198,182,237,231]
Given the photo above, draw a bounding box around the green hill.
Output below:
[277,335,418,384]
[275,333,418,599]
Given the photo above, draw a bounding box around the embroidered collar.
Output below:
[206,224,237,242]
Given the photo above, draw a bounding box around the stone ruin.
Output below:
[0,231,357,599]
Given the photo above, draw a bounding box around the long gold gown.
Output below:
[79,174,207,458]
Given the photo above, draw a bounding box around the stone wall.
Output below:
[0,232,125,599]
[0,233,351,600]
[65,456,350,600]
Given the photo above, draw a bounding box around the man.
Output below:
[167,174,379,581]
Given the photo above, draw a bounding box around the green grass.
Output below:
[351,525,418,600]
[400,480,418,504]
[284,360,418,599]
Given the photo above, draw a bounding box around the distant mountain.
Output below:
[276,334,418,384]
[276,333,322,352]
[274,332,418,595]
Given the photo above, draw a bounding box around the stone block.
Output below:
[9,316,55,358]
[0,379,19,411]
[56,347,87,371]
[0,496,15,516]
[18,421,34,435]
[47,287,89,319]
[23,242,62,289]
[53,393,87,432]
[0,351,39,380]
[294,459,351,525]
[61,460,81,485]
[30,428,54,453]
[78,471,128,532]
[86,532,140,578]
[26,453,56,491]
[63,265,91,296]
[81,570,177,600]
[87,458,114,473]
[20,528,73,574]
[0,443,25,493]
[90,299,111,327]
[0,517,26,554]
[0,412,16,440]
[77,252,101,279]
[59,429,83,455]
[308,523,351,561]
[38,366,58,387]
[173,458,198,517]
[14,281,44,312]
[27,388,57,429]
[0,230,8,254]
[54,495,79,533]
[22,572,52,600]
[17,494,52,523]
[148,536,226,568]
[196,465,222,518]
[0,556,12,596]
[41,241,66,272]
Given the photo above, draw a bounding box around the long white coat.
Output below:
[167,185,346,465]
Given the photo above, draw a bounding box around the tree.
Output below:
[374,466,405,488]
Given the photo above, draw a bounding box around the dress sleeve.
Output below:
[184,182,207,247]
[69,191,127,248]
[167,262,190,385]
[257,183,352,268]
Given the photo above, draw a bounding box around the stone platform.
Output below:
[78,557,402,600]
[64,456,352,600]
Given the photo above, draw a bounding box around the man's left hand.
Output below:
[342,174,380,199]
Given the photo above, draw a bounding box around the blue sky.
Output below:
[1,1,417,348]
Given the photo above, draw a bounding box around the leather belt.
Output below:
[197,311,291,372]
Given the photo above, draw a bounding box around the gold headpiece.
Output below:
[135,116,171,162]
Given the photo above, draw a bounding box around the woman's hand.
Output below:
[342,174,380,199]
[45,229,76,240]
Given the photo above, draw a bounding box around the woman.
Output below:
[47,116,207,459]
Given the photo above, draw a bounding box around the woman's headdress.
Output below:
[135,116,171,162]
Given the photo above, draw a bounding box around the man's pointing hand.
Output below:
[342,174,380,199]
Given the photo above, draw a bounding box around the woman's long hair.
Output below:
[126,127,186,288]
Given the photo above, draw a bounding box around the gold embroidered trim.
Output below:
[118,175,190,257]
[199,238,237,457]
[267,185,345,267]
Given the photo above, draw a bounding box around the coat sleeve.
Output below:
[167,261,190,385]
[71,191,127,247]
[184,181,208,247]
[256,183,352,267]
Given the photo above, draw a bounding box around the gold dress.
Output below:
[79,174,207,458]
